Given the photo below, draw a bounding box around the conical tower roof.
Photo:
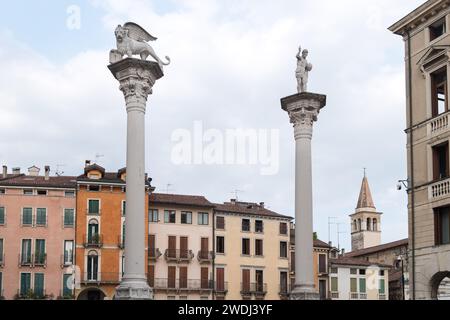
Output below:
[356,175,375,209]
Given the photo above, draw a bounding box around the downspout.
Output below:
[212,208,216,300]
[407,28,416,300]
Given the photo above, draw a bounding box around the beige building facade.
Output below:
[390,0,450,299]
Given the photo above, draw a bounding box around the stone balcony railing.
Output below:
[429,112,450,136]
[429,178,450,200]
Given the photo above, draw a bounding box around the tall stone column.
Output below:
[109,58,163,300]
[281,92,326,300]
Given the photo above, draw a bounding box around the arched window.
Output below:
[87,251,98,281]
[367,218,372,231]
[354,220,358,232]
[358,219,362,231]
[88,219,99,244]
[373,219,378,231]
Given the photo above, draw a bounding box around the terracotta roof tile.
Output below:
[149,193,214,208]
[0,174,77,189]
[330,257,392,268]
[214,202,292,219]
[344,239,408,258]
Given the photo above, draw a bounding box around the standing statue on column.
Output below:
[296,46,313,93]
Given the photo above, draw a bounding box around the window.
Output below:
[433,142,449,180]
[0,273,2,297]
[431,67,448,117]
[379,279,385,294]
[242,238,250,256]
[255,239,263,257]
[198,212,209,225]
[21,239,32,265]
[330,267,338,274]
[37,190,47,196]
[22,208,33,226]
[149,209,159,222]
[64,240,74,265]
[366,218,372,231]
[331,277,338,292]
[279,222,288,235]
[430,17,446,41]
[216,236,225,254]
[280,241,288,258]
[359,269,366,275]
[88,200,100,215]
[242,219,250,232]
[318,254,327,273]
[350,278,357,293]
[373,219,378,231]
[88,185,100,192]
[62,274,72,297]
[359,278,366,293]
[164,210,176,224]
[65,190,75,197]
[0,239,3,263]
[280,271,288,293]
[87,252,99,281]
[87,219,99,244]
[216,216,225,230]
[23,189,33,196]
[379,270,385,276]
[36,208,47,226]
[35,239,46,265]
[34,273,45,298]
[0,207,5,225]
[181,211,192,224]
[0,188,5,194]
[20,273,31,296]
[122,201,126,216]
[435,206,450,245]
[255,270,264,292]
[64,209,75,227]
[350,268,358,275]
[255,220,264,233]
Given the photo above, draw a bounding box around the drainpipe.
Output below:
[407,28,416,301]
[212,208,216,300]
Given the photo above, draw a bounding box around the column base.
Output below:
[289,285,320,300]
[114,277,154,300]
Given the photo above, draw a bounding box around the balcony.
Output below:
[349,292,359,300]
[378,293,387,300]
[164,249,194,263]
[83,234,103,248]
[34,253,47,267]
[330,291,339,299]
[429,112,449,136]
[359,293,367,300]
[429,178,450,200]
[81,272,121,285]
[215,282,229,296]
[197,250,214,263]
[15,289,49,300]
[60,254,74,268]
[18,254,33,267]
[86,208,101,216]
[240,283,268,297]
[148,248,162,261]
[279,284,291,299]
[153,279,214,293]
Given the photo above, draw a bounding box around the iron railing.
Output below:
[148,248,162,261]
[240,283,268,296]
[197,250,214,263]
[34,253,47,267]
[153,278,214,291]
[164,249,194,262]
[83,234,103,248]
[18,254,33,267]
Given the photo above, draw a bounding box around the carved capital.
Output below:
[289,108,317,140]
[119,76,154,110]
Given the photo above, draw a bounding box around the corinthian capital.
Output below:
[119,77,154,107]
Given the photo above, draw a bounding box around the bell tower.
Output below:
[350,172,382,251]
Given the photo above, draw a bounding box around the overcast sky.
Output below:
[0,0,425,251]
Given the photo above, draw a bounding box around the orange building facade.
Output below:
[74,163,150,300]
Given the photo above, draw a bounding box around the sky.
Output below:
[0,0,426,251]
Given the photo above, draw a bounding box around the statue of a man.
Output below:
[296,46,313,93]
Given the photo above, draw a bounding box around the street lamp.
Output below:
[396,255,405,300]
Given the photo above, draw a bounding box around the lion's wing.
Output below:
[124,22,157,42]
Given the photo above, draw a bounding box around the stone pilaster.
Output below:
[109,58,163,300]
[281,92,326,300]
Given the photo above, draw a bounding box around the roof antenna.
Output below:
[95,154,104,164]
[363,167,367,178]
[231,189,244,201]
[165,183,174,194]
[56,164,66,177]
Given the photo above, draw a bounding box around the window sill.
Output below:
[241,254,251,258]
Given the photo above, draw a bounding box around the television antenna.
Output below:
[165,183,174,194]
[95,153,104,163]
[231,189,244,201]
[56,164,66,176]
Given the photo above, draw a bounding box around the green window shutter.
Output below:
[0,272,2,294]
[379,279,385,294]
[22,208,33,225]
[0,239,3,258]
[35,240,46,264]
[0,207,5,224]
[122,201,126,216]
[64,209,74,226]
[331,277,338,292]
[20,273,31,295]
[36,208,47,225]
[63,274,72,297]
[164,211,169,223]
[22,239,32,263]
[89,200,99,214]
[350,278,357,293]
[359,278,366,293]
[34,273,44,297]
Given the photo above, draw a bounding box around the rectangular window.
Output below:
[34,273,45,298]
[318,254,327,273]
[64,240,74,265]
[20,273,31,296]
[21,239,32,264]
[379,279,385,294]
[350,268,357,275]
[350,278,357,293]
[36,208,47,226]
[164,210,176,223]
[359,278,366,293]
[430,17,446,41]
[330,267,338,274]
[379,270,385,276]
[255,220,264,233]
[37,190,47,196]
[62,274,72,297]
[64,190,75,197]
[216,216,225,230]
[149,209,159,222]
[255,239,263,257]
[0,207,5,225]
[242,219,250,232]
[216,236,225,254]
[0,272,2,297]
[181,211,192,224]
[433,142,449,180]
[279,222,288,235]
[242,238,250,256]
[280,241,288,258]
[122,201,126,216]
[23,189,33,196]
[64,209,75,227]
[22,208,33,226]
[88,200,100,215]
[35,239,46,265]
[359,269,366,275]
[331,277,338,292]
[0,239,3,263]
[431,67,448,117]
[198,212,209,225]
[88,185,100,192]
[0,188,5,194]
[280,271,288,293]
[435,206,450,245]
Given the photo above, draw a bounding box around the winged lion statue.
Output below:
[114,22,171,68]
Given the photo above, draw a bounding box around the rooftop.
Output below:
[0,174,77,189]
[149,193,215,208]
[330,257,392,269]
[214,200,292,219]
[344,239,409,258]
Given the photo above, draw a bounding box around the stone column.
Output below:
[109,58,163,300]
[281,92,326,300]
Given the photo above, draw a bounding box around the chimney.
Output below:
[12,167,20,175]
[341,248,345,256]
[45,166,50,181]
[85,160,91,168]
[28,166,40,176]
[2,166,6,178]
[259,202,265,208]
[230,199,236,204]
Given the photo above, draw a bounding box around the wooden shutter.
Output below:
[216,268,225,291]
[433,146,440,181]
[201,267,209,289]
[242,269,250,292]
[148,265,155,287]
[168,266,176,288]
[201,238,209,259]
[179,267,188,289]
[180,236,188,258]
[148,234,155,257]
[319,254,326,273]
[168,236,176,258]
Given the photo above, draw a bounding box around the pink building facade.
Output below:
[0,166,76,299]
